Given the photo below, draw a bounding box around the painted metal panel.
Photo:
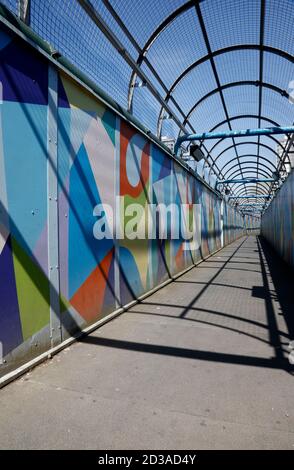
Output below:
[261,171,294,268]
[0,23,259,378]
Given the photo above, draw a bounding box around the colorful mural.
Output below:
[0,24,256,379]
[261,170,294,268]
[223,202,245,245]
[0,26,50,371]
[57,73,117,338]
[244,214,260,233]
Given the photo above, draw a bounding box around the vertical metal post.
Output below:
[0,81,10,289]
[220,200,224,248]
[170,160,174,276]
[148,142,154,288]
[114,115,121,308]
[47,65,61,348]
[18,0,31,26]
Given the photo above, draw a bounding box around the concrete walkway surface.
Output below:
[0,235,293,449]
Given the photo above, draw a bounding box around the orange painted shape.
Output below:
[175,244,184,269]
[70,249,114,323]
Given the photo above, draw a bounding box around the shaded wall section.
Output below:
[0,22,256,378]
[261,170,294,268]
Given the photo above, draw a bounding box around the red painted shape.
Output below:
[120,120,149,197]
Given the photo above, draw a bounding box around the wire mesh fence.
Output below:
[1,0,17,14]
[1,0,293,200]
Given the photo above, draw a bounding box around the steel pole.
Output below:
[175,126,294,155]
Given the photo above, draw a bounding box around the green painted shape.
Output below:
[11,237,50,340]
[60,293,71,314]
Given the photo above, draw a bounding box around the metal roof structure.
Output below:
[3,0,294,211]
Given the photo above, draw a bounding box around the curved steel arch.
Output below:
[234,183,270,193]
[208,134,286,164]
[156,45,294,135]
[208,114,280,133]
[220,155,276,174]
[215,141,280,160]
[117,0,294,199]
[225,166,272,181]
[229,178,272,193]
[210,141,288,172]
[234,186,270,197]
[182,81,290,126]
[180,81,290,194]
[227,168,272,179]
[234,182,271,192]
[128,0,195,112]
[199,115,288,176]
[237,197,268,200]
[232,196,270,204]
[222,160,275,178]
[205,115,287,154]
[224,164,273,180]
[223,173,273,193]
[222,155,276,189]
[203,114,288,180]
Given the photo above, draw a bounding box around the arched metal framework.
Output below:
[78,0,294,209]
[122,0,294,208]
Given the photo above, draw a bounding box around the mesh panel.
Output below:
[93,0,139,58]
[215,141,259,168]
[161,118,181,141]
[259,131,283,163]
[259,134,282,152]
[262,88,294,125]
[140,62,168,99]
[225,117,259,131]
[132,86,162,134]
[221,154,272,172]
[257,147,278,166]
[200,0,260,50]
[146,8,207,89]
[188,93,227,133]
[233,142,260,155]
[223,85,259,116]
[215,50,259,85]
[108,0,188,47]
[0,0,292,194]
[217,152,238,170]
[233,135,259,145]
[171,61,217,115]
[209,138,233,158]
[164,99,190,131]
[1,0,17,14]
[30,0,132,109]
[264,0,294,56]
[263,52,293,92]
[223,158,273,177]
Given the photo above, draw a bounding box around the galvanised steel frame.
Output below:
[72,0,294,206]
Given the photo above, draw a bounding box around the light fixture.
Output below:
[190,144,205,162]
[272,170,279,181]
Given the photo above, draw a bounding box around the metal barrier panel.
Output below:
[0,24,51,373]
[0,21,258,379]
[261,171,294,268]
[223,202,245,246]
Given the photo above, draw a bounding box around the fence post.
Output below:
[18,0,31,25]
[220,200,224,248]
[47,65,61,348]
